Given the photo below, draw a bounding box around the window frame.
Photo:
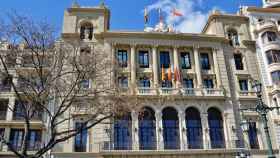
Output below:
[180,52,191,69]
[117,50,128,68]
[200,53,211,70]
[138,50,149,68]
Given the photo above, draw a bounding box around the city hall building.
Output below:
[0,0,280,158]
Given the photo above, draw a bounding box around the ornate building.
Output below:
[0,1,280,158]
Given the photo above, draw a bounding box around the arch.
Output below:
[227,28,239,46]
[261,31,277,43]
[138,107,156,150]
[113,113,132,150]
[162,107,180,149]
[80,21,93,40]
[207,108,225,148]
[185,107,203,149]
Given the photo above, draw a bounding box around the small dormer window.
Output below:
[80,22,93,40]
[227,29,240,47]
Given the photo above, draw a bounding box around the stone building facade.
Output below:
[0,1,280,158]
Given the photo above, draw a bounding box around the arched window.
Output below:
[80,22,93,40]
[162,107,180,149]
[114,113,132,150]
[262,31,277,44]
[227,29,240,47]
[208,108,225,148]
[266,50,280,64]
[138,107,156,150]
[185,107,203,149]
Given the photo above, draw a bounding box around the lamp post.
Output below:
[239,80,280,158]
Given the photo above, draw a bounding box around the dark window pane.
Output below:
[200,53,210,70]
[271,71,280,84]
[266,50,280,64]
[117,50,128,67]
[208,108,225,148]
[186,108,203,149]
[114,114,132,150]
[203,79,214,89]
[0,100,8,120]
[248,122,259,149]
[139,51,149,68]
[181,52,191,69]
[139,77,150,88]
[9,129,24,151]
[162,80,172,88]
[118,77,128,88]
[234,54,244,70]
[239,80,248,91]
[183,79,194,88]
[74,122,88,152]
[160,52,170,68]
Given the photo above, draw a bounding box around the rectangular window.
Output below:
[271,71,280,84]
[266,50,280,64]
[117,50,128,67]
[160,51,170,68]
[74,122,88,152]
[9,129,24,151]
[239,80,248,91]
[200,53,210,70]
[138,51,149,68]
[181,52,191,69]
[80,79,90,89]
[162,80,172,88]
[0,100,8,120]
[139,77,150,88]
[13,101,42,120]
[234,54,244,70]
[273,98,280,115]
[183,79,194,88]
[203,79,214,89]
[27,130,42,151]
[118,76,128,88]
[0,75,12,92]
[248,122,259,149]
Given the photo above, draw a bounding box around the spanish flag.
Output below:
[168,65,172,81]
[172,8,183,17]
[161,65,165,81]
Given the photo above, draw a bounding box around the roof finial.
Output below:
[100,0,105,7]
[72,0,80,8]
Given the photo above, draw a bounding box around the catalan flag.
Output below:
[168,65,172,81]
[161,65,165,81]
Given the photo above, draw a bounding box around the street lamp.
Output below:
[239,80,280,158]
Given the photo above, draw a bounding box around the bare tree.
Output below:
[0,13,130,158]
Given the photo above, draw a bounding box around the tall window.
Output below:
[0,128,4,150]
[0,100,8,120]
[183,79,194,88]
[181,52,191,69]
[13,101,25,120]
[185,108,203,149]
[114,114,132,150]
[118,76,128,88]
[203,79,214,89]
[266,50,280,64]
[139,51,149,68]
[80,79,90,89]
[80,22,93,40]
[234,54,244,70]
[138,107,156,150]
[139,77,150,88]
[74,122,88,152]
[271,71,280,84]
[117,50,128,67]
[248,122,259,149]
[208,108,225,148]
[273,98,280,115]
[28,130,42,151]
[200,53,210,70]
[160,51,170,68]
[162,107,180,149]
[9,129,24,151]
[227,29,240,47]
[262,31,277,43]
[239,79,248,91]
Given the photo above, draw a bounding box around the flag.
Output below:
[168,65,172,81]
[159,8,163,22]
[172,8,183,17]
[161,65,165,81]
[144,8,148,24]
[174,67,182,82]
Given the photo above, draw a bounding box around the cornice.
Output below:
[67,7,110,15]
[202,13,249,33]
[247,6,280,13]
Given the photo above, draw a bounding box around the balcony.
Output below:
[0,85,11,93]
[159,88,179,95]
[238,91,257,100]
[181,88,202,96]
[203,88,224,97]
[256,20,277,33]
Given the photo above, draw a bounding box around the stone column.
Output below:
[223,113,230,149]
[6,97,15,121]
[152,46,159,88]
[193,45,202,88]
[131,111,139,150]
[179,110,187,150]
[201,112,211,149]
[173,46,181,88]
[212,48,221,88]
[131,45,137,92]
[155,110,164,150]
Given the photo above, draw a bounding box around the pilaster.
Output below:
[173,46,181,88]
[179,110,187,150]
[130,45,136,92]
[194,45,202,88]
[152,46,159,88]
[201,112,211,149]
[155,110,164,150]
[212,48,222,88]
[132,111,139,150]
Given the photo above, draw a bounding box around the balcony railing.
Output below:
[239,91,256,97]
[0,85,11,92]
[203,88,224,96]
[159,88,179,95]
[181,88,202,96]
[137,87,157,95]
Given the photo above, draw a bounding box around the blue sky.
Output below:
[0,0,262,33]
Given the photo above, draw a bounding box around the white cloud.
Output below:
[146,0,218,33]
